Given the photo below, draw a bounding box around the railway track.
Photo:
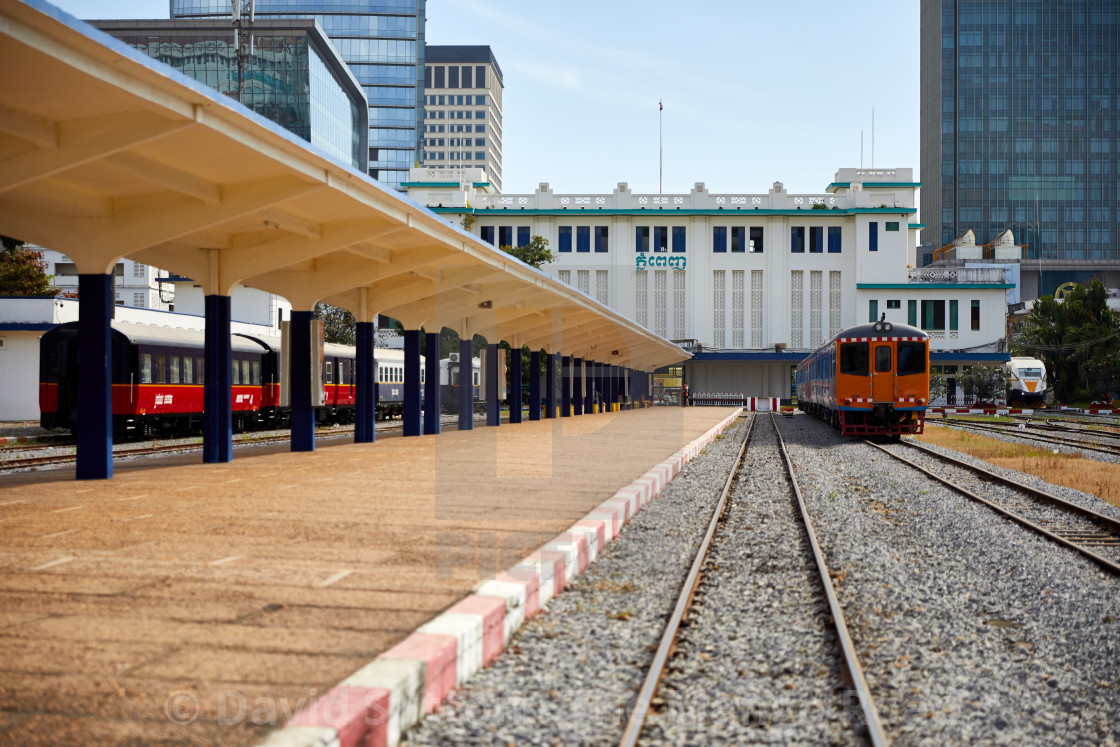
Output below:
[940,417,1120,459]
[622,413,888,746]
[0,425,388,472]
[869,438,1120,575]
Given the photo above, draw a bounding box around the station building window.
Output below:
[480,226,495,245]
[558,226,572,252]
[635,226,650,253]
[922,300,946,330]
[971,300,981,330]
[713,226,727,253]
[868,299,878,322]
[672,226,685,253]
[595,226,609,252]
[576,226,591,252]
[886,299,901,309]
[750,226,764,253]
[827,226,841,253]
[732,226,746,253]
[653,226,668,252]
[869,222,879,251]
[950,300,959,331]
[809,226,823,253]
[908,300,918,326]
[791,226,805,253]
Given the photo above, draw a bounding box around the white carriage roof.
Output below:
[0,0,687,371]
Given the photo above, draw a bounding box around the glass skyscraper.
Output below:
[920,0,1120,298]
[171,0,426,191]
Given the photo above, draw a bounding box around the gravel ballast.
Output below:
[404,411,1120,745]
[402,415,754,746]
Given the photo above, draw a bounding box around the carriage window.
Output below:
[154,354,166,384]
[875,345,892,373]
[897,342,926,375]
[473,371,480,386]
[231,360,240,386]
[169,356,180,384]
[196,357,205,384]
[182,356,193,385]
[451,370,459,385]
[140,354,152,384]
[241,360,250,386]
[325,361,333,384]
[840,343,869,376]
[251,360,261,386]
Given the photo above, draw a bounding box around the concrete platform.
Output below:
[0,406,740,746]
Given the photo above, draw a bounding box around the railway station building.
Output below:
[408,167,1013,404]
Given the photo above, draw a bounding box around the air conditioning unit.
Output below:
[449,352,460,363]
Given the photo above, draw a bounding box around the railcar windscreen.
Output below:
[840,342,869,375]
[897,342,927,376]
[875,346,892,372]
[1019,367,1042,378]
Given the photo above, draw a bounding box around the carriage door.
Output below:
[871,344,894,403]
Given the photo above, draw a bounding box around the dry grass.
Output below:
[917,424,1120,508]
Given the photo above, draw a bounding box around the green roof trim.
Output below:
[908,223,926,229]
[858,283,1014,290]
[401,181,461,188]
[430,206,917,217]
[472,182,492,188]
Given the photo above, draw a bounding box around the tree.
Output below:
[958,365,1006,404]
[499,235,554,269]
[1017,279,1120,402]
[313,302,356,345]
[0,236,54,296]
[928,366,948,405]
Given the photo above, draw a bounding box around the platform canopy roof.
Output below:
[0,0,688,371]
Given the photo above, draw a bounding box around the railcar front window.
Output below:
[1021,368,1042,378]
[897,342,927,376]
[875,345,892,373]
[840,343,869,376]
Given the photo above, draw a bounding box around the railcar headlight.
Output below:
[884,323,892,331]
[873,323,883,332]
[844,398,852,405]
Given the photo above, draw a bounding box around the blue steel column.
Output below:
[458,337,474,431]
[545,353,557,419]
[202,293,233,463]
[76,273,113,479]
[572,357,583,415]
[561,355,571,417]
[423,331,441,435]
[403,330,422,437]
[608,365,616,411]
[290,310,315,452]
[528,350,542,421]
[355,321,376,443]
[509,347,523,424]
[486,343,500,426]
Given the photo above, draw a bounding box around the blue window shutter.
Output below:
[558,226,572,252]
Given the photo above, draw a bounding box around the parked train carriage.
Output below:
[796,319,930,436]
[439,354,482,413]
[40,321,267,438]
[1005,356,1047,407]
[232,334,371,424]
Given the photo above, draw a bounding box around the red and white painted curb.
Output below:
[258,408,744,747]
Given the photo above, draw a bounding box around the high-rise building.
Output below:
[920,0,1120,298]
[171,0,426,191]
[421,46,504,191]
[92,18,367,172]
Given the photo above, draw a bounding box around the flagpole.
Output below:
[659,99,663,196]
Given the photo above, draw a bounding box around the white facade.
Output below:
[409,167,1012,400]
[40,248,173,311]
[169,280,290,333]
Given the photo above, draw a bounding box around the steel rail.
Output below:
[941,419,1120,457]
[867,440,1120,577]
[773,414,890,747]
[618,414,755,747]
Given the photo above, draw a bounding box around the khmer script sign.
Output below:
[636,253,686,270]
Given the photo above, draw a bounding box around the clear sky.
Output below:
[45,0,920,196]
